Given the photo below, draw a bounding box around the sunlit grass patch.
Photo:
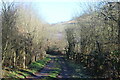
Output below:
[47,69,60,78]
[22,68,36,73]
[5,70,25,78]
[49,73,57,78]
[16,70,30,77]
[29,57,51,71]
[4,57,51,78]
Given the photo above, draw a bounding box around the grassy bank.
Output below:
[3,57,51,78]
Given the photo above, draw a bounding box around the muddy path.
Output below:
[26,55,87,79]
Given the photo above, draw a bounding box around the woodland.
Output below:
[0,1,120,79]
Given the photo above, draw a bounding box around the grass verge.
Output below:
[3,57,51,78]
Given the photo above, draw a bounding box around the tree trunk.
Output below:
[2,54,5,68]
[35,55,37,61]
[23,51,26,68]
[96,41,101,54]
[32,55,35,62]
[13,51,16,68]
[118,12,120,53]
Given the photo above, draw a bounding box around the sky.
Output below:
[25,0,120,24]
[31,2,82,24]
[0,1,81,24]
[0,0,100,24]
[1,0,119,24]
